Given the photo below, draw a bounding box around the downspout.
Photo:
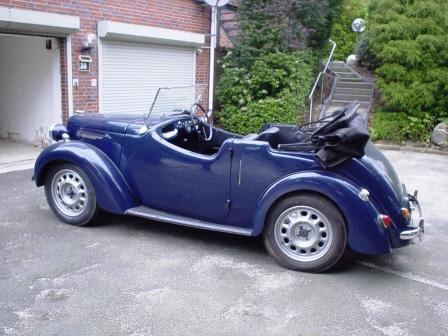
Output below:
[208,4,218,113]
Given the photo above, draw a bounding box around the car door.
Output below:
[121,130,233,222]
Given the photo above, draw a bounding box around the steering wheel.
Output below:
[189,103,213,141]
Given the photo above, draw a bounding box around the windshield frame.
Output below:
[143,84,206,125]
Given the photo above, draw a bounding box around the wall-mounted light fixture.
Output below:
[81,33,96,52]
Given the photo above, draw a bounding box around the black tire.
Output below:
[44,163,98,226]
[263,194,347,273]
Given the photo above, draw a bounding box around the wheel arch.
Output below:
[34,141,138,214]
[263,189,348,234]
[35,159,69,187]
[251,171,391,255]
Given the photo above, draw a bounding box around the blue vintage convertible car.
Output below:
[33,86,424,272]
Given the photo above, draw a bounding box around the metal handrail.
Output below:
[308,39,336,122]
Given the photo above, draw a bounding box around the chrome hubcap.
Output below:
[51,169,88,217]
[274,206,333,262]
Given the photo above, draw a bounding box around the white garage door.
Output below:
[101,40,195,115]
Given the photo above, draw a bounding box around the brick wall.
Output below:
[0,0,211,119]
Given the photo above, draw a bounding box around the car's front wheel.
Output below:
[44,163,98,226]
[263,194,347,273]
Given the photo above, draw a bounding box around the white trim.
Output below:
[66,35,74,117]
[208,6,217,113]
[98,36,104,114]
[98,21,205,47]
[193,48,197,86]
[0,6,79,36]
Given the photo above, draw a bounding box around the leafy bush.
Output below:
[370,111,408,141]
[217,52,315,134]
[406,113,435,142]
[370,110,435,142]
[216,0,342,134]
[331,0,368,61]
[364,0,448,141]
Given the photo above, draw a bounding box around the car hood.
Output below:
[68,113,144,135]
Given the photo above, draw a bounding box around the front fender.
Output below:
[252,171,391,255]
[34,141,137,214]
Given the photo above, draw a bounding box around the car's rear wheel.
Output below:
[44,163,98,226]
[263,194,347,273]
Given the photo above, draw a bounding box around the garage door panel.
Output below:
[101,40,195,115]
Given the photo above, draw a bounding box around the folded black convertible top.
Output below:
[278,102,370,168]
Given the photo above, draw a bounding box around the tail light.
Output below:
[401,207,411,220]
[378,214,392,228]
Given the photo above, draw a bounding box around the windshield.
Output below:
[145,85,206,121]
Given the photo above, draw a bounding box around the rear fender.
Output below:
[34,141,137,214]
[252,171,391,255]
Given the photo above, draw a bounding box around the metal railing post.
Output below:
[308,39,336,123]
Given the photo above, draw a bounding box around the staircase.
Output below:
[321,61,374,123]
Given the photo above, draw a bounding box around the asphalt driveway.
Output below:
[1,150,447,336]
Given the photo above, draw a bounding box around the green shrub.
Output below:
[217,51,315,134]
[216,0,344,134]
[406,113,435,142]
[370,111,408,141]
[370,111,435,142]
[331,0,368,61]
[364,0,448,126]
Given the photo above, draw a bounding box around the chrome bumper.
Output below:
[400,192,424,241]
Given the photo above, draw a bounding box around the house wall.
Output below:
[0,34,61,144]
[0,0,210,120]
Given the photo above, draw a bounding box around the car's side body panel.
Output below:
[227,139,392,254]
[226,140,316,228]
[67,113,140,166]
[34,141,137,214]
[251,171,391,254]
[119,130,234,222]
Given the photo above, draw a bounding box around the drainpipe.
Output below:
[208,5,218,114]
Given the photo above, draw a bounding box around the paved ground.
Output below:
[0,140,41,174]
[1,150,447,336]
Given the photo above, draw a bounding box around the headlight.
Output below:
[49,123,69,141]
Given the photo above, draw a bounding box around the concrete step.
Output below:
[335,72,361,79]
[331,100,371,108]
[337,81,373,88]
[325,102,370,111]
[339,77,365,83]
[324,109,369,126]
[323,105,344,115]
[333,93,371,102]
[334,87,373,95]
[323,105,369,117]
[330,66,353,73]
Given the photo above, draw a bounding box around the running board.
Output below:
[125,206,252,236]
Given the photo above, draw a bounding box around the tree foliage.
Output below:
[234,0,342,62]
[216,0,342,134]
[364,0,448,136]
[331,0,368,60]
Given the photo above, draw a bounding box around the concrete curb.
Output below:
[375,143,448,156]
